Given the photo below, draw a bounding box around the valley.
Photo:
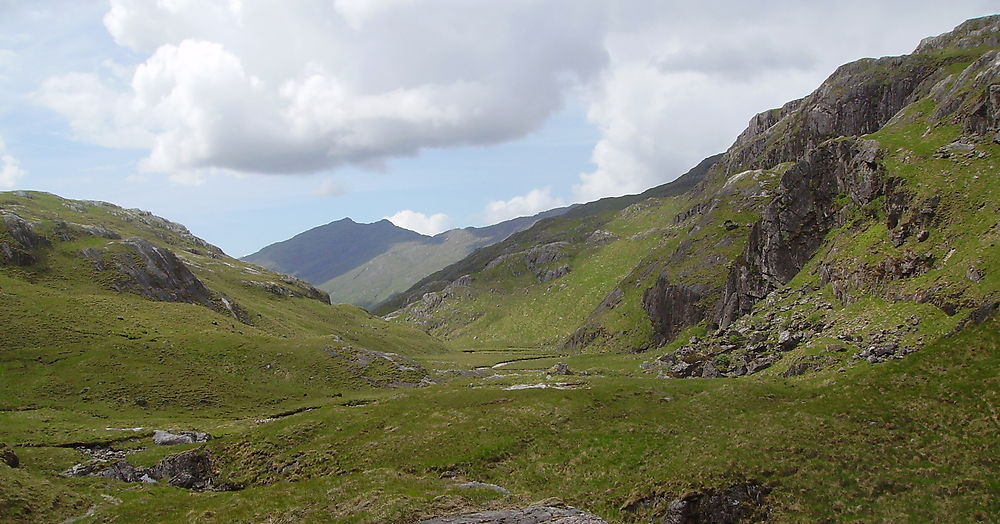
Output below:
[2,13,999,524]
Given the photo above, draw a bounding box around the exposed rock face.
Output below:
[112,207,224,256]
[243,278,331,304]
[419,506,607,524]
[84,238,215,306]
[149,449,218,490]
[153,430,213,446]
[722,51,944,174]
[643,273,707,344]
[0,212,50,266]
[538,264,571,283]
[67,448,225,491]
[715,138,885,328]
[915,15,1000,54]
[658,483,768,524]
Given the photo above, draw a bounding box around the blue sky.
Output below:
[1,1,996,256]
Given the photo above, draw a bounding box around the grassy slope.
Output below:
[0,192,445,444]
[7,314,994,523]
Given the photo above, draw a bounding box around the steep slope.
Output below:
[0,191,446,422]
[386,15,1000,368]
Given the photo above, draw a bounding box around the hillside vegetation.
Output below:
[1,15,998,524]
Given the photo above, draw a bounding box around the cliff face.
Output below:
[714,138,885,328]
[643,15,1000,378]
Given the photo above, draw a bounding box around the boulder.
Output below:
[547,362,573,375]
[152,430,213,446]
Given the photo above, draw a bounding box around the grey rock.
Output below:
[778,330,801,351]
[419,506,606,523]
[716,138,885,328]
[643,274,707,344]
[547,362,573,375]
[525,242,569,271]
[701,361,721,378]
[149,449,217,490]
[153,430,212,446]
[83,238,215,307]
[538,265,571,283]
[0,212,50,266]
[658,483,768,524]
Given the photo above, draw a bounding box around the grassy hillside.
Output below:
[0,191,445,427]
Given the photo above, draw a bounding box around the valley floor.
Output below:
[2,316,998,523]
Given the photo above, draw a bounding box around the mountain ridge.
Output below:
[244,205,573,308]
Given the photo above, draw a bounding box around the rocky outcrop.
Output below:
[66,448,227,491]
[538,264,571,283]
[148,449,219,490]
[153,430,213,446]
[419,505,606,524]
[715,138,885,328]
[243,278,331,304]
[722,53,944,175]
[0,212,50,266]
[915,15,1000,54]
[83,238,214,306]
[658,483,768,524]
[111,207,224,256]
[0,444,18,468]
[643,274,707,344]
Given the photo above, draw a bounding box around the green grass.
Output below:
[4,315,993,523]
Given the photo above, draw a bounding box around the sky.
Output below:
[0,1,996,257]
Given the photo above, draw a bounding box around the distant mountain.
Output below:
[242,207,571,309]
[373,153,721,317]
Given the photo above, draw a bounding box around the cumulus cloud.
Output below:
[485,187,566,224]
[386,209,451,236]
[0,136,27,189]
[35,0,607,178]
[27,0,998,204]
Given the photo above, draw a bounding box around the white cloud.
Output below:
[26,0,1000,202]
[386,209,451,236]
[0,136,27,189]
[485,187,566,223]
[36,0,608,179]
